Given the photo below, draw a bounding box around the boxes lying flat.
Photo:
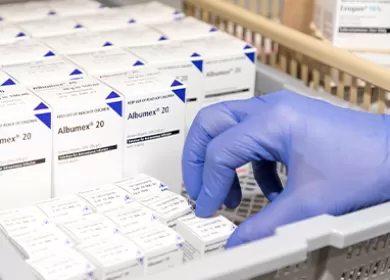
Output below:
[0,70,16,87]
[0,85,52,209]
[17,18,87,38]
[98,68,186,194]
[47,0,106,17]
[0,1,56,22]
[0,22,29,44]
[73,10,135,32]
[114,174,168,199]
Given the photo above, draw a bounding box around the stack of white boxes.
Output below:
[0,174,236,279]
[0,0,256,212]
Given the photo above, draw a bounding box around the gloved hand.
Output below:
[182,90,390,248]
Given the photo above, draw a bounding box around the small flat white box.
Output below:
[0,39,57,66]
[48,0,107,17]
[98,25,166,47]
[73,10,135,32]
[17,18,87,38]
[10,225,75,259]
[0,22,29,44]
[176,215,236,262]
[0,2,56,23]
[30,77,124,196]
[105,201,159,234]
[0,206,49,236]
[3,57,85,87]
[315,0,390,49]
[77,185,133,213]
[61,213,120,243]
[138,191,193,228]
[183,33,256,108]
[41,32,113,55]
[67,48,144,76]
[125,223,184,275]
[0,85,52,209]
[78,235,145,280]
[0,69,16,87]
[152,16,219,40]
[127,40,203,133]
[98,68,186,194]
[114,174,168,199]
[27,249,96,280]
[36,196,94,224]
[121,1,184,24]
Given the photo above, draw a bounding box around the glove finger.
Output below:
[226,187,320,248]
[252,161,283,202]
[224,174,242,209]
[196,117,285,217]
[182,97,270,201]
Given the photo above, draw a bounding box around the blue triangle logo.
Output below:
[191,53,201,58]
[0,17,3,22]
[103,41,113,47]
[244,45,254,50]
[70,69,83,76]
[1,78,16,86]
[133,60,144,66]
[74,24,83,29]
[106,91,120,100]
[16,32,26,38]
[44,51,56,57]
[245,51,256,63]
[48,10,57,16]
[159,36,168,41]
[191,59,203,72]
[171,80,183,87]
[174,10,181,15]
[34,102,49,111]
[99,4,105,8]
[35,112,51,129]
[210,27,218,32]
[172,88,186,103]
[128,19,136,23]
[107,101,122,117]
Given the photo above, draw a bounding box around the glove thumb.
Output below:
[226,187,320,248]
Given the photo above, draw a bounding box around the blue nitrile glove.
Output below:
[182,90,390,248]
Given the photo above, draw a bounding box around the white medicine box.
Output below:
[73,10,135,32]
[17,17,87,38]
[67,48,145,76]
[152,16,219,40]
[0,85,52,210]
[98,68,186,194]
[120,1,184,24]
[78,235,145,280]
[0,1,56,22]
[47,0,107,17]
[315,0,390,49]
[30,77,124,197]
[176,215,236,262]
[2,57,85,87]
[0,22,29,44]
[183,33,257,108]
[127,40,204,134]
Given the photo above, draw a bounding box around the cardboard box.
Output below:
[17,17,87,38]
[10,225,74,259]
[30,77,124,197]
[0,21,29,44]
[120,1,184,24]
[315,0,390,49]
[0,39,57,66]
[77,185,133,213]
[41,32,113,55]
[3,57,85,87]
[0,85,52,209]
[114,174,168,199]
[67,48,144,76]
[125,223,184,275]
[78,235,145,280]
[98,25,166,47]
[36,196,94,224]
[47,0,107,17]
[138,191,193,228]
[61,213,120,243]
[0,2,56,22]
[182,33,257,108]
[98,68,186,194]
[127,40,203,133]
[152,16,219,40]
[27,249,96,280]
[176,215,236,262]
[0,206,49,236]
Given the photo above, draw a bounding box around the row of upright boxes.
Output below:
[0,0,257,209]
[0,173,237,279]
